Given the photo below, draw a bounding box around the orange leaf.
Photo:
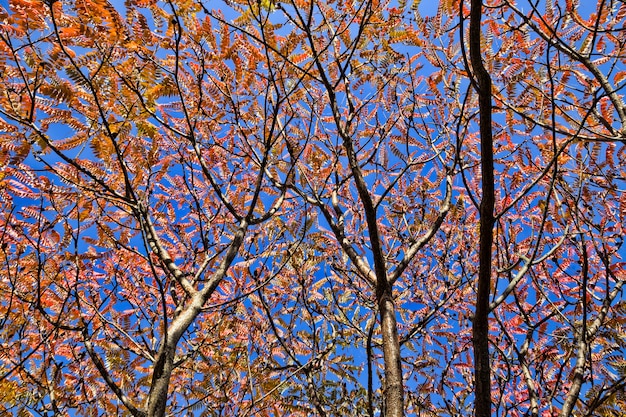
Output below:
[614,70,626,85]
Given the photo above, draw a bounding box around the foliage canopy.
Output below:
[0,0,625,416]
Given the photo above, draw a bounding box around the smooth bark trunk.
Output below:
[468,1,495,416]
[378,292,404,417]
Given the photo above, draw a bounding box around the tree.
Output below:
[1,0,625,416]
[0,0,299,415]
[461,1,626,415]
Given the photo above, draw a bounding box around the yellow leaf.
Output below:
[36,136,47,151]
[260,0,275,10]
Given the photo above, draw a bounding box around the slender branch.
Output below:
[83,331,147,417]
[390,171,453,284]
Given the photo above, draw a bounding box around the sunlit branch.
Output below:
[137,204,195,296]
[390,171,453,284]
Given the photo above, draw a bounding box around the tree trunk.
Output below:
[146,346,176,417]
[468,1,495,416]
[379,291,404,417]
